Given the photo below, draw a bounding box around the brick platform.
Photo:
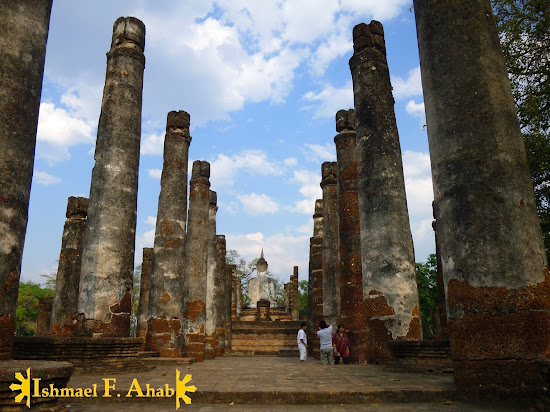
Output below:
[0,360,73,411]
[14,337,148,375]
[230,321,302,355]
[385,340,453,374]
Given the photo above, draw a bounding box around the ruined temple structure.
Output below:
[308,199,323,359]
[349,21,422,364]
[136,248,153,351]
[414,0,549,398]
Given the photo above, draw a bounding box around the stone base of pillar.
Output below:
[13,337,147,375]
[0,360,73,411]
[135,324,149,352]
[50,319,77,337]
[184,334,205,362]
[385,340,452,374]
[146,318,182,358]
[204,333,218,359]
[454,359,544,400]
[215,328,225,357]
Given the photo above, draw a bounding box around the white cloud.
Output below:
[405,99,426,124]
[210,150,283,190]
[288,169,322,214]
[141,131,165,155]
[148,169,162,179]
[146,216,157,227]
[303,143,336,163]
[33,171,61,185]
[238,193,280,215]
[392,67,423,100]
[284,157,298,167]
[302,81,354,118]
[340,0,411,21]
[37,102,94,148]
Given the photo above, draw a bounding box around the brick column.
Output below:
[136,248,153,351]
[349,21,422,364]
[37,297,53,336]
[205,191,218,359]
[321,162,340,327]
[183,161,210,361]
[284,284,289,314]
[231,266,238,320]
[309,199,323,358]
[51,197,88,336]
[334,109,366,363]
[148,111,191,357]
[225,264,236,349]
[431,202,449,341]
[414,0,549,396]
[78,17,146,337]
[215,235,227,355]
[290,267,300,320]
[0,0,52,359]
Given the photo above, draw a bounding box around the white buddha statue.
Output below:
[248,248,277,308]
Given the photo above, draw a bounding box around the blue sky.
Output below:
[22,0,434,286]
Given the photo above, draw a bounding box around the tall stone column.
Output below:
[183,161,210,361]
[215,235,227,355]
[37,297,53,336]
[225,264,236,349]
[0,0,52,359]
[284,284,289,314]
[148,110,191,357]
[136,248,153,351]
[309,199,324,359]
[431,202,449,341]
[51,197,88,336]
[78,17,146,337]
[414,0,549,396]
[205,190,218,359]
[231,268,238,320]
[334,109,366,363]
[321,162,340,327]
[290,267,300,320]
[349,21,422,364]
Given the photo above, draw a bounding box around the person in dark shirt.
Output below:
[332,324,350,365]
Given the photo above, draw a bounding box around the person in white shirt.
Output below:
[316,320,334,365]
[297,322,308,362]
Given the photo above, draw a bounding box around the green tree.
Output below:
[415,254,438,333]
[298,280,308,318]
[16,281,54,336]
[492,0,550,260]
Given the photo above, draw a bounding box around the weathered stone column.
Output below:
[0,0,52,359]
[225,263,236,349]
[321,162,340,327]
[215,235,227,355]
[231,267,238,320]
[290,267,300,320]
[37,297,53,336]
[183,160,210,361]
[334,109,366,363]
[51,197,88,336]
[147,110,191,357]
[309,199,324,358]
[284,284,290,314]
[414,0,549,396]
[78,17,146,337]
[205,191,218,359]
[431,202,449,341]
[237,280,243,317]
[349,21,422,364]
[136,248,153,350]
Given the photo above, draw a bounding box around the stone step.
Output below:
[141,357,197,367]
[138,351,160,358]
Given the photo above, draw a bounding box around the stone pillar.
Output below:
[231,267,238,320]
[136,248,153,351]
[334,109,366,363]
[148,110,191,357]
[225,263,236,349]
[290,267,300,321]
[413,0,549,396]
[321,162,340,327]
[237,280,243,318]
[205,191,218,359]
[349,21,422,364]
[37,297,53,336]
[309,199,324,358]
[215,235,227,355]
[183,160,210,361]
[284,284,289,314]
[0,0,52,359]
[51,197,88,336]
[432,202,449,341]
[78,17,146,337]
